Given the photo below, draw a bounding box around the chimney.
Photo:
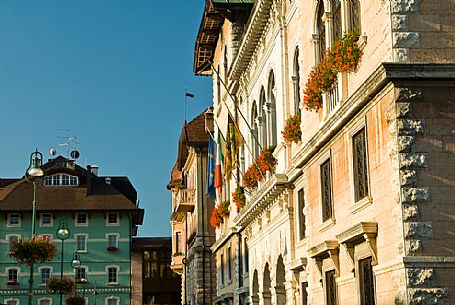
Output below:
[90,165,99,176]
[204,107,214,134]
[86,165,92,197]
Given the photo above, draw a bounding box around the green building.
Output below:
[0,156,143,305]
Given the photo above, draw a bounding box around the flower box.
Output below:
[6,280,19,286]
[242,146,277,191]
[107,246,119,252]
[282,114,302,144]
[303,32,362,111]
[210,201,230,228]
[232,187,246,211]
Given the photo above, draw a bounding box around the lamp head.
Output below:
[71,252,81,269]
[26,149,44,181]
[56,220,70,240]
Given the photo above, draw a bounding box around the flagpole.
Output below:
[184,88,187,123]
[208,60,263,152]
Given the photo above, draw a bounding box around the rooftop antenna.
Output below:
[57,129,80,160]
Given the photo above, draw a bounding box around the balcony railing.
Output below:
[174,189,196,213]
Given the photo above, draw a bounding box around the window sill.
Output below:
[106,282,118,286]
[318,218,336,233]
[350,196,373,214]
[296,237,308,248]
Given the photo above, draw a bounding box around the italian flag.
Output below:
[214,130,224,201]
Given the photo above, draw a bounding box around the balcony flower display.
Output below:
[210,200,230,228]
[243,146,277,190]
[107,246,119,252]
[66,296,86,305]
[9,236,57,266]
[282,114,302,143]
[47,276,75,295]
[232,186,246,210]
[303,32,362,111]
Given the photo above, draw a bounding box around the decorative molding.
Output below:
[336,222,378,266]
[308,240,340,277]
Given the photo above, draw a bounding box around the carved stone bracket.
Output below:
[308,240,340,277]
[336,222,378,269]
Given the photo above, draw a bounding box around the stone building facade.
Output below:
[193,0,455,305]
[168,110,217,305]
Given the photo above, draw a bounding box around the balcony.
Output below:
[171,252,184,275]
[175,189,196,213]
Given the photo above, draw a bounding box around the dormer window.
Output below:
[44,174,78,186]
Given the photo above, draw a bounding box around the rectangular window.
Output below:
[320,159,333,222]
[244,238,249,274]
[76,213,88,226]
[39,299,51,305]
[301,282,308,305]
[8,236,19,251]
[41,268,51,284]
[44,176,52,185]
[227,247,232,281]
[62,175,70,185]
[8,269,18,282]
[70,176,78,185]
[107,213,119,225]
[108,267,118,283]
[325,270,337,305]
[8,214,20,227]
[75,267,87,282]
[76,235,87,252]
[107,235,118,248]
[52,175,60,185]
[175,232,182,254]
[144,262,151,279]
[220,254,224,284]
[40,213,53,227]
[353,129,369,202]
[107,298,118,305]
[298,189,306,239]
[359,257,375,305]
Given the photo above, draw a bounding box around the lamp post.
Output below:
[25,149,44,305]
[56,220,70,305]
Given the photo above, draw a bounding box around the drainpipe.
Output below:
[237,232,242,305]
[200,150,206,305]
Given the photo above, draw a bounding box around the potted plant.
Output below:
[303,31,362,111]
[47,276,75,295]
[210,206,223,228]
[107,246,119,252]
[282,114,302,143]
[232,186,246,210]
[9,235,57,266]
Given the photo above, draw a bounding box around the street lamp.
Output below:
[25,149,44,305]
[56,220,70,305]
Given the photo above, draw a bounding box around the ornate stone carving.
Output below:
[397,119,424,135]
[390,0,419,13]
[400,153,427,169]
[403,222,432,238]
[400,170,417,186]
[393,32,420,48]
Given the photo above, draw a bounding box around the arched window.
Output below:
[316,2,326,62]
[259,87,267,148]
[292,48,301,114]
[267,71,277,147]
[251,102,259,159]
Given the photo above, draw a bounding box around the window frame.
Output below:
[107,234,119,248]
[105,297,119,305]
[320,157,334,224]
[106,213,119,226]
[5,299,19,305]
[7,213,21,227]
[7,234,20,251]
[38,298,52,305]
[40,213,53,227]
[352,127,370,202]
[7,268,19,283]
[324,269,338,305]
[75,234,88,252]
[106,266,119,284]
[39,267,52,285]
[226,247,232,282]
[75,213,88,227]
[75,266,88,283]
[297,188,306,240]
[358,256,375,305]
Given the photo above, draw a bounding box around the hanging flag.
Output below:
[185,92,195,98]
[214,130,224,201]
[225,112,245,182]
[224,123,233,182]
[207,137,216,198]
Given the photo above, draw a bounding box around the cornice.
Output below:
[308,240,339,259]
[230,0,273,80]
[211,226,240,253]
[336,222,378,244]
[233,173,292,227]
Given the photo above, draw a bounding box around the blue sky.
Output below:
[0,1,213,236]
